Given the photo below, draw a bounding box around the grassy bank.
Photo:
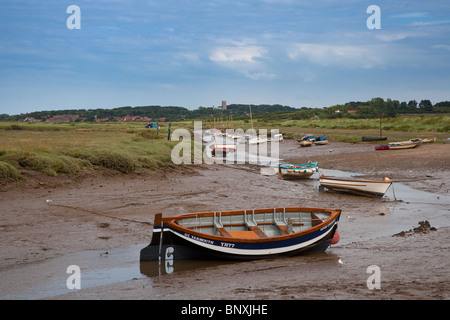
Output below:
[0,122,181,181]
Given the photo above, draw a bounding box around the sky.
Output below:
[1,0,449,115]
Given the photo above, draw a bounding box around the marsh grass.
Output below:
[275,116,450,132]
[0,122,178,180]
[0,160,22,180]
[271,115,450,142]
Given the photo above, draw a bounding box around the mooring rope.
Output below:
[50,203,152,225]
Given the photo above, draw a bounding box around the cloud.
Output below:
[391,12,430,19]
[209,42,275,80]
[287,43,385,69]
[410,20,450,27]
[433,44,450,51]
[375,33,410,42]
[209,45,267,63]
[241,70,276,80]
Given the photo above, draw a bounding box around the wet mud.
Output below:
[0,140,449,299]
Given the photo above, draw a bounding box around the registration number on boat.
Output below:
[220,242,235,248]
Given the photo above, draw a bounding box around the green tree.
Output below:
[407,100,418,112]
[418,99,433,113]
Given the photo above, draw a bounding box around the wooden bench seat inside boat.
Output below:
[228,230,262,239]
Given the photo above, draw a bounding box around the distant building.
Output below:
[222,100,227,110]
[23,117,43,122]
[113,115,153,122]
[45,114,79,123]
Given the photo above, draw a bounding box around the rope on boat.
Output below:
[392,182,397,201]
[158,219,164,265]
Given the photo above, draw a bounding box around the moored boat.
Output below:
[212,144,236,157]
[297,134,315,147]
[140,207,341,261]
[271,133,283,142]
[374,145,389,150]
[299,140,313,147]
[319,175,392,197]
[362,136,387,142]
[375,139,422,150]
[278,162,319,179]
[314,135,328,145]
[422,137,436,144]
[248,135,268,145]
[387,139,421,150]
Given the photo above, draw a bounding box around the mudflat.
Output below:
[1,140,449,299]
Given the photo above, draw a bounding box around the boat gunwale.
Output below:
[161,207,341,244]
[319,175,392,185]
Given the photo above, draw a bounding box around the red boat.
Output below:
[374,145,389,150]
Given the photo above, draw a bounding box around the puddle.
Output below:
[0,245,143,299]
[140,259,236,278]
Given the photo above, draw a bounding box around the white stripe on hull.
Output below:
[159,221,336,257]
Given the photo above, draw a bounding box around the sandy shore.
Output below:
[0,140,449,300]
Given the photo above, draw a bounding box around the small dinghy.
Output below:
[319,175,392,197]
[278,162,319,179]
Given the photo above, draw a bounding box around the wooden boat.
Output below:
[314,135,328,145]
[296,135,314,147]
[374,145,389,150]
[211,144,236,157]
[140,207,341,261]
[319,175,392,197]
[278,162,318,179]
[246,104,267,145]
[207,123,237,157]
[299,140,313,147]
[422,137,436,144]
[387,139,421,150]
[270,133,283,142]
[375,139,422,150]
[300,135,315,141]
[362,136,387,142]
[248,135,268,145]
[362,114,386,142]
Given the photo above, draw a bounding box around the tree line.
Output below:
[0,99,449,122]
[288,98,450,120]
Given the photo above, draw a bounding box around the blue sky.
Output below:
[1,0,449,115]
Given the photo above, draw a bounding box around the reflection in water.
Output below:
[139,251,342,279]
[140,259,236,278]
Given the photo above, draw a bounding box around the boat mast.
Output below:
[249,104,255,138]
[379,113,383,138]
[210,119,218,147]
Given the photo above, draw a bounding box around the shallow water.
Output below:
[1,169,449,299]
